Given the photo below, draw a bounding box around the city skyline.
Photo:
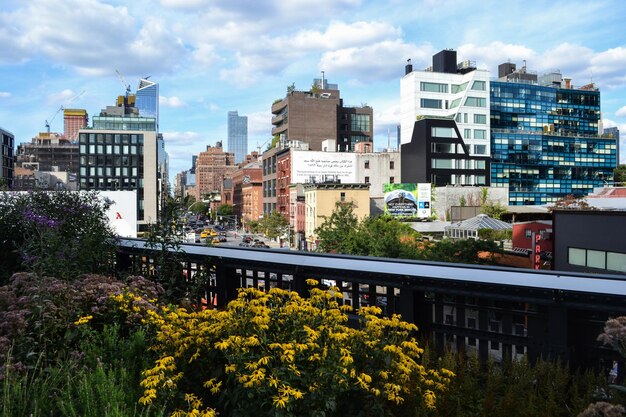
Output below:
[1,0,626,185]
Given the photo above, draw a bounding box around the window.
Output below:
[450,98,461,108]
[351,114,370,131]
[608,252,626,272]
[389,161,395,170]
[340,192,346,202]
[364,176,370,184]
[431,127,456,138]
[474,129,486,140]
[364,160,369,169]
[431,159,454,169]
[432,143,455,153]
[421,82,448,93]
[464,129,471,139]
[420,98,442,109]
[525,229,532,238]
[451,82,468,93]
[587,250,606,269]
[464,97,486,107]
[474,114,487,124]
[471,80,486,91]
[568,248,587,266]
[389,177,395,184]
[474,145,487,154]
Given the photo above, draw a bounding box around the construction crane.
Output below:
[45,106,64,133]
[44,90,86,133]
[115,69,132,97]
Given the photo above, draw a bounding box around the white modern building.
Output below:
[400,49,491,186]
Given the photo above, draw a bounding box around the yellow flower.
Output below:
[73,315,93,326]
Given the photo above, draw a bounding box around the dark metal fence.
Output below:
[116,238,626,369]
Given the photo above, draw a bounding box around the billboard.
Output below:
[98,191,138,238]
[291,151,357,184]
[383,183,431,218]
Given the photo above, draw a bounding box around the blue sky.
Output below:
[1,0,626,184]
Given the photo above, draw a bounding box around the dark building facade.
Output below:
[552,210,626,275]
[401,117,490,186]
[0,127,14,188]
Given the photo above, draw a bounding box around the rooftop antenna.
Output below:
[321,70,325,89]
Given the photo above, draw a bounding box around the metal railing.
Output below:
[116,239,626,368]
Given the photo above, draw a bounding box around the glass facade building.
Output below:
[227,111,248,164]
[490,81,616,205]
[135,79,159,129]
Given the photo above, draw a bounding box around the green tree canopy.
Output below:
[259,210,289,239]
[217,204,234,216]
[614,164,626,185]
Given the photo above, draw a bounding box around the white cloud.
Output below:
[616,106,626,118]
[209,103,220,112]
[247,111,272,137]
[160,95,186,108]
[47,89,81,106]
[0,92,11,98]
[458,42,537,72]
[162,131,201,146]
[319,40,433,82]
[2,0,187,77]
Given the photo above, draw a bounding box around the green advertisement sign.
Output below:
[383,183,431,218]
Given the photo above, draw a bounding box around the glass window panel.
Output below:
[464,129,471,139]
[607,252,626,273]
[474,114,487,124]
[451,82,468,94]
[569,248,586,266]
[472,80,486,91]
[464,97,486,107]
[420,98,442,109]
[474,129,486,139]
[431,127,456,138]
[587,250,606,269]
[420,82,448,93]
[450,98,461,108]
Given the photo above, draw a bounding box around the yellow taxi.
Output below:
[211,237,220,245]
[200,231,210,239]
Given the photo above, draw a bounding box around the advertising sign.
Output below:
[383,183,431,218]
[292,151,357,184]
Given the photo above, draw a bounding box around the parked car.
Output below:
[252,241,270,248]
[211,237,220,245]
[219,236,227,242]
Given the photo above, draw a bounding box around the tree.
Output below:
[315,202,360,254]
[259,210,289,239]
[481,202,507,220]
[614,164,626,185]
[217,204,234,216]
[351,215,421,258]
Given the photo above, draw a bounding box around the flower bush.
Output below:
[123,280,453,417]
[0,273,163,377]
[0,190,117,282]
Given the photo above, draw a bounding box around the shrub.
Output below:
[125,281,453,417]
[0,190,117,282]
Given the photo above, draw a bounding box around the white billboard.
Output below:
[98,191,138,238]
[291,151,357,184]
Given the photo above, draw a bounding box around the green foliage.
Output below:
[188,202,210,215]
[0,190,117,283]
[459,195,467,207]
[1,325,165,417]
[245,219,261,234]
[258,210,289,239]
[428,351,606,417]
[315,202,360,254]
[217,204,234,216]
[477,228,512,241]
[481,202,508,220]
[416,239,501,265]
[614,164,626,185]
[286,83,295,94]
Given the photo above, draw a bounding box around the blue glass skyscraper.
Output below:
[136,78,159,130]
[490,64,616,205]
[228,110,248,164]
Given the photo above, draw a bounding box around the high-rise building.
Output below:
[195,141,237,201]
[227,111,248,164]
[136,78,159,129]
[400,50,491,186]
[491,62,615,205]
[0,127,14,188]
[271,79,373,152]
[63,109,88,142]
[604,126,620,167]
[78,94,166,229]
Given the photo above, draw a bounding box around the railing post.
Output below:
[215,262,240,309]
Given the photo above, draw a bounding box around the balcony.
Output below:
[271,98,287,114]
[271,125,287,136]
[271,112,286,125]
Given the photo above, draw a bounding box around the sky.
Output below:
[1,0,626,185]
